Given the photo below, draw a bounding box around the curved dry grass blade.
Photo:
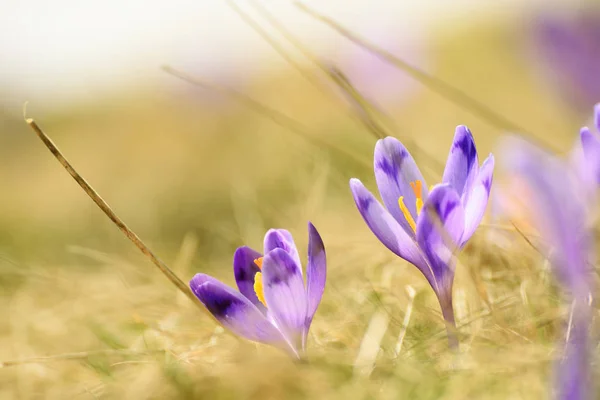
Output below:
[353,309,389,377]
[394,285,416,357]
[0,349,165,368]
[25,118,206,312]
[295,1,560,152]
[225,0,329,96]
[162,65,371,169]
[243,1,444,169]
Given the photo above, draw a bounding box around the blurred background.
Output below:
[1,0,599,398]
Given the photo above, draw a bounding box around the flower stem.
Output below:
[439,294,458,350]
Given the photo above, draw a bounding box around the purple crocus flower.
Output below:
[500,136,594,400]
[189,223,326,358]
[532,11,600,111]
[349,127,494,346]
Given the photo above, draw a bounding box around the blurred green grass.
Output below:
[0,15,597,399]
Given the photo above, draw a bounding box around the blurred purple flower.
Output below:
[349,127,494,347]
[500,137,594,400]
[189,223,326,358]
[533,11,600,110]
[332,24,427,107]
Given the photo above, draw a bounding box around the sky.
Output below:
[0,0,570,107]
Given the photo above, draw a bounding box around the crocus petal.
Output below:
[261,248,308,350]
[305,222,326,326]
[580,127,600,185]
[500,136,594,399]
[189,274,284,345]
[350,178,428,270]
[373,136,428,235]
[264,229,302,275]
[595,103,600,131]
[500,137,589,291]
[442,126,479,200]
[461,154,495,246]
[233,246,265,311]
[555,302,592,400]
[416,184,465,295]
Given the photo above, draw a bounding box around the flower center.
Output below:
[253,257,267,307]
[398,180,423,233]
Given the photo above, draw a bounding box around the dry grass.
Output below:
[0,15,597,399]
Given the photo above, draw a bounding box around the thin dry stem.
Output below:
[25,118,205,312]
[394,285,416,357]
[0,349,164,368]
[294,1,561,152]
[162,65,371,169]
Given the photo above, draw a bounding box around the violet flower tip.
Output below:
[580,127,591,140]
[455,124,471,134]
[349,178,362,190]
[189,273,209,291]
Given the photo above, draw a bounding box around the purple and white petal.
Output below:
[305,222,326,328]
[442,126,479,201]
[350,178,429,271]
[580,127,600,185]
[415,184,465,296]
[264,229,302,275]
[261,248,308,350]
[374,136,428,235]
[189,274,285,345]
[595,103,600,131]
[461,154,495,246]
[233,246,266,311]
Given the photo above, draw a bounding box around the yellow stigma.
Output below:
[398,196,417,232]
[254,272,267,307]
[254,257,263,269]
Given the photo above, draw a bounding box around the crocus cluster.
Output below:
[190,223,326,358]
[188,106,598,400]
[349,127,494,346]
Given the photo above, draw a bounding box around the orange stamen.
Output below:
[410,180,424,215]
[254,257,263,270]
[410,180,422,198]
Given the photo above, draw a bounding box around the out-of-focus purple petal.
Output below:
[533,12,600,110]
[461,154,495,246]
[500,136,589,291]
[442,126,479,200]
[415,184,465,296]
[580,127,600,185]
[264,229,302,275]
[595,103,600,131]
[189,274,285,345]
[261,248,308,351]
[501,136,594,399]
[350,178,428,270]
[233,246,265,311]
[305,222,326,327]
[555,302,592,400]
[373,137,428,235]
